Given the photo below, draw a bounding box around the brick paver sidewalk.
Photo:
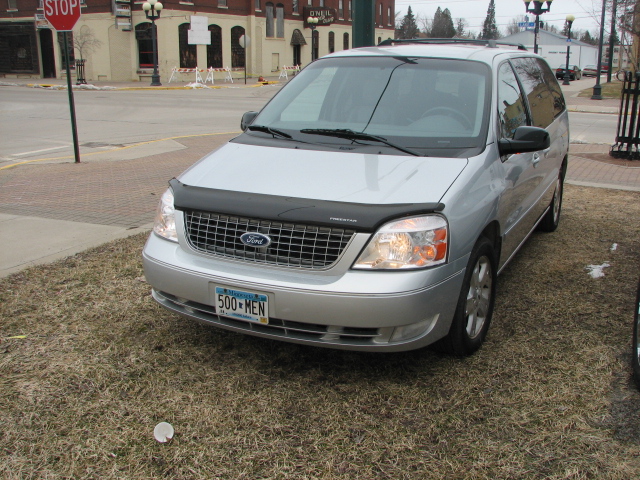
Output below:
[0,134,638,230]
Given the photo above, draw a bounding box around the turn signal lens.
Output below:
[353,215,448,270]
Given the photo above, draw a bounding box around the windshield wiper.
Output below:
[299,128,421,156]
[247,125,292,139]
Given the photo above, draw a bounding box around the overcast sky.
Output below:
[395,0,607,36]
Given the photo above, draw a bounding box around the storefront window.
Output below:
[231,26,245,68]
[207,24,223,68]
[135,23,153,68]
[179,23,197,68]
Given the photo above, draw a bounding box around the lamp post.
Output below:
[307,16,319,62]
[523,0,553,55]
[563,14,575,86]
[592,0,607,100]
[143,0,163,86]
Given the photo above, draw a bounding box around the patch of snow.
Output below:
[185,82,210,89]
[611,243,618,251]
[586,263,610,279]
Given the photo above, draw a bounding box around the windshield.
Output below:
[249,56,491,156]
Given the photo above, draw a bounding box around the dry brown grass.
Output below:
[578,81,624,99]
[1,185,639,480]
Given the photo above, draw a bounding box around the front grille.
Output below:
[184,211,356,269]
[154,290,386,346]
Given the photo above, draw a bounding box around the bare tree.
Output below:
[505,18,521,36]
[73,26,102,61]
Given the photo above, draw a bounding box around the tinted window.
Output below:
[252,56,491,155]
[497,62,527,139]
[511,57,565,128]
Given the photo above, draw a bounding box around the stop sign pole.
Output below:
[43,0,82,164]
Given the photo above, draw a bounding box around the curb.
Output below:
[2,81,280,91]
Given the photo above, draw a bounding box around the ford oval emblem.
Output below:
[240,232,272,248]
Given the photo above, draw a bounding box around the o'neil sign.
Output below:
[43,0,82,31]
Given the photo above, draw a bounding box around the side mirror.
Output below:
[498,126,550,156]
[241,111,258,131]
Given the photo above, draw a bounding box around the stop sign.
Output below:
[43,0,81,31]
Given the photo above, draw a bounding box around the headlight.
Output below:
[353,215,448,270]
[153,188,178,242]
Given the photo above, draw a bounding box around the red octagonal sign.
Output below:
[43,0,81,31]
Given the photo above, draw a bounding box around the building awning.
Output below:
[290,29,307,46]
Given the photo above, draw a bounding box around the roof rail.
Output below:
[377,38,528,51]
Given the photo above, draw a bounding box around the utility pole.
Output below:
[352,0,375,48]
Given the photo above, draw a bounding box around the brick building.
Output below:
[0,0,395,82]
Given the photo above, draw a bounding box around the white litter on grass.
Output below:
[153,422,174,443]
[586,263,610,279]
[611,243,618,251]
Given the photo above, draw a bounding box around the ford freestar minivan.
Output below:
[143,39,569,355]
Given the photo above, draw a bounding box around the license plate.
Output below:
[215,286,269,324]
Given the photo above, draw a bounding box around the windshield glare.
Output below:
[253,56,491,153]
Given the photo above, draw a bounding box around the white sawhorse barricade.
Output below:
[204,67,233,84]
[168,67,204,84]
[278,65,301,80]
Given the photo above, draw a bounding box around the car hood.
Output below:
[178,143,468,204]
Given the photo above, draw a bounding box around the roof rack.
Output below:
[377,38,528,51]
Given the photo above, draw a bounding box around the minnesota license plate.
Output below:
[215,286,269,324]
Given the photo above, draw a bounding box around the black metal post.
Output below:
[533,13,540,54]
[150,12,161,86]
[524,1,553,55]
[563,19,574,86]
[607,0,618,83]
[308,23,317,62]
[144,3,162,86]
[63,32,81,164]
[592,0,607,100]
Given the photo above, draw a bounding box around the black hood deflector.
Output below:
[170,178,444,232]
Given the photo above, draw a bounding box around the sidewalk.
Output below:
[0,79,638,278]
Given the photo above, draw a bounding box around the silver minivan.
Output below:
[143,39,569,355]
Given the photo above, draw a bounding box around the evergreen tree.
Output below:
[580,30,596,45]
[430,7,456,38]
[396,6,420,39]
[481,0,500,39]
[455,18,467,38]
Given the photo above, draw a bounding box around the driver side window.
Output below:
[497,62,527,139]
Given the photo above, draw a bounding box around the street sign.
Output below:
[43,0,81,31]
[518,21,536,28]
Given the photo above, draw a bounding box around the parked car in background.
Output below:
[582,64,599,77]
[556,65,582,80]
[143,39,569,355]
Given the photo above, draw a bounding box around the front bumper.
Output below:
[143,233,466,352]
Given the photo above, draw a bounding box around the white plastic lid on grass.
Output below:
[154,422,174,443]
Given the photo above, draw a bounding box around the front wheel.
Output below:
[538,171,564,232]
[632,279,640,389]
[438,237,497,356]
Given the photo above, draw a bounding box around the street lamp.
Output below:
[307,16,319,62]
[523,0,553,55]
[143,0,163,86]
[563,14,575,86]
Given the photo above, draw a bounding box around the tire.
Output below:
[438,237,497,356]
[632,278,640,389]
[538,169,564,232]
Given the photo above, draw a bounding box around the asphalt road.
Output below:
[0,85,280,164]
[0,83,618,167]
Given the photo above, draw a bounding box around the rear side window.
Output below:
[511,57,566,129]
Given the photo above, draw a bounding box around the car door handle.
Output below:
[532,153,541,166]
